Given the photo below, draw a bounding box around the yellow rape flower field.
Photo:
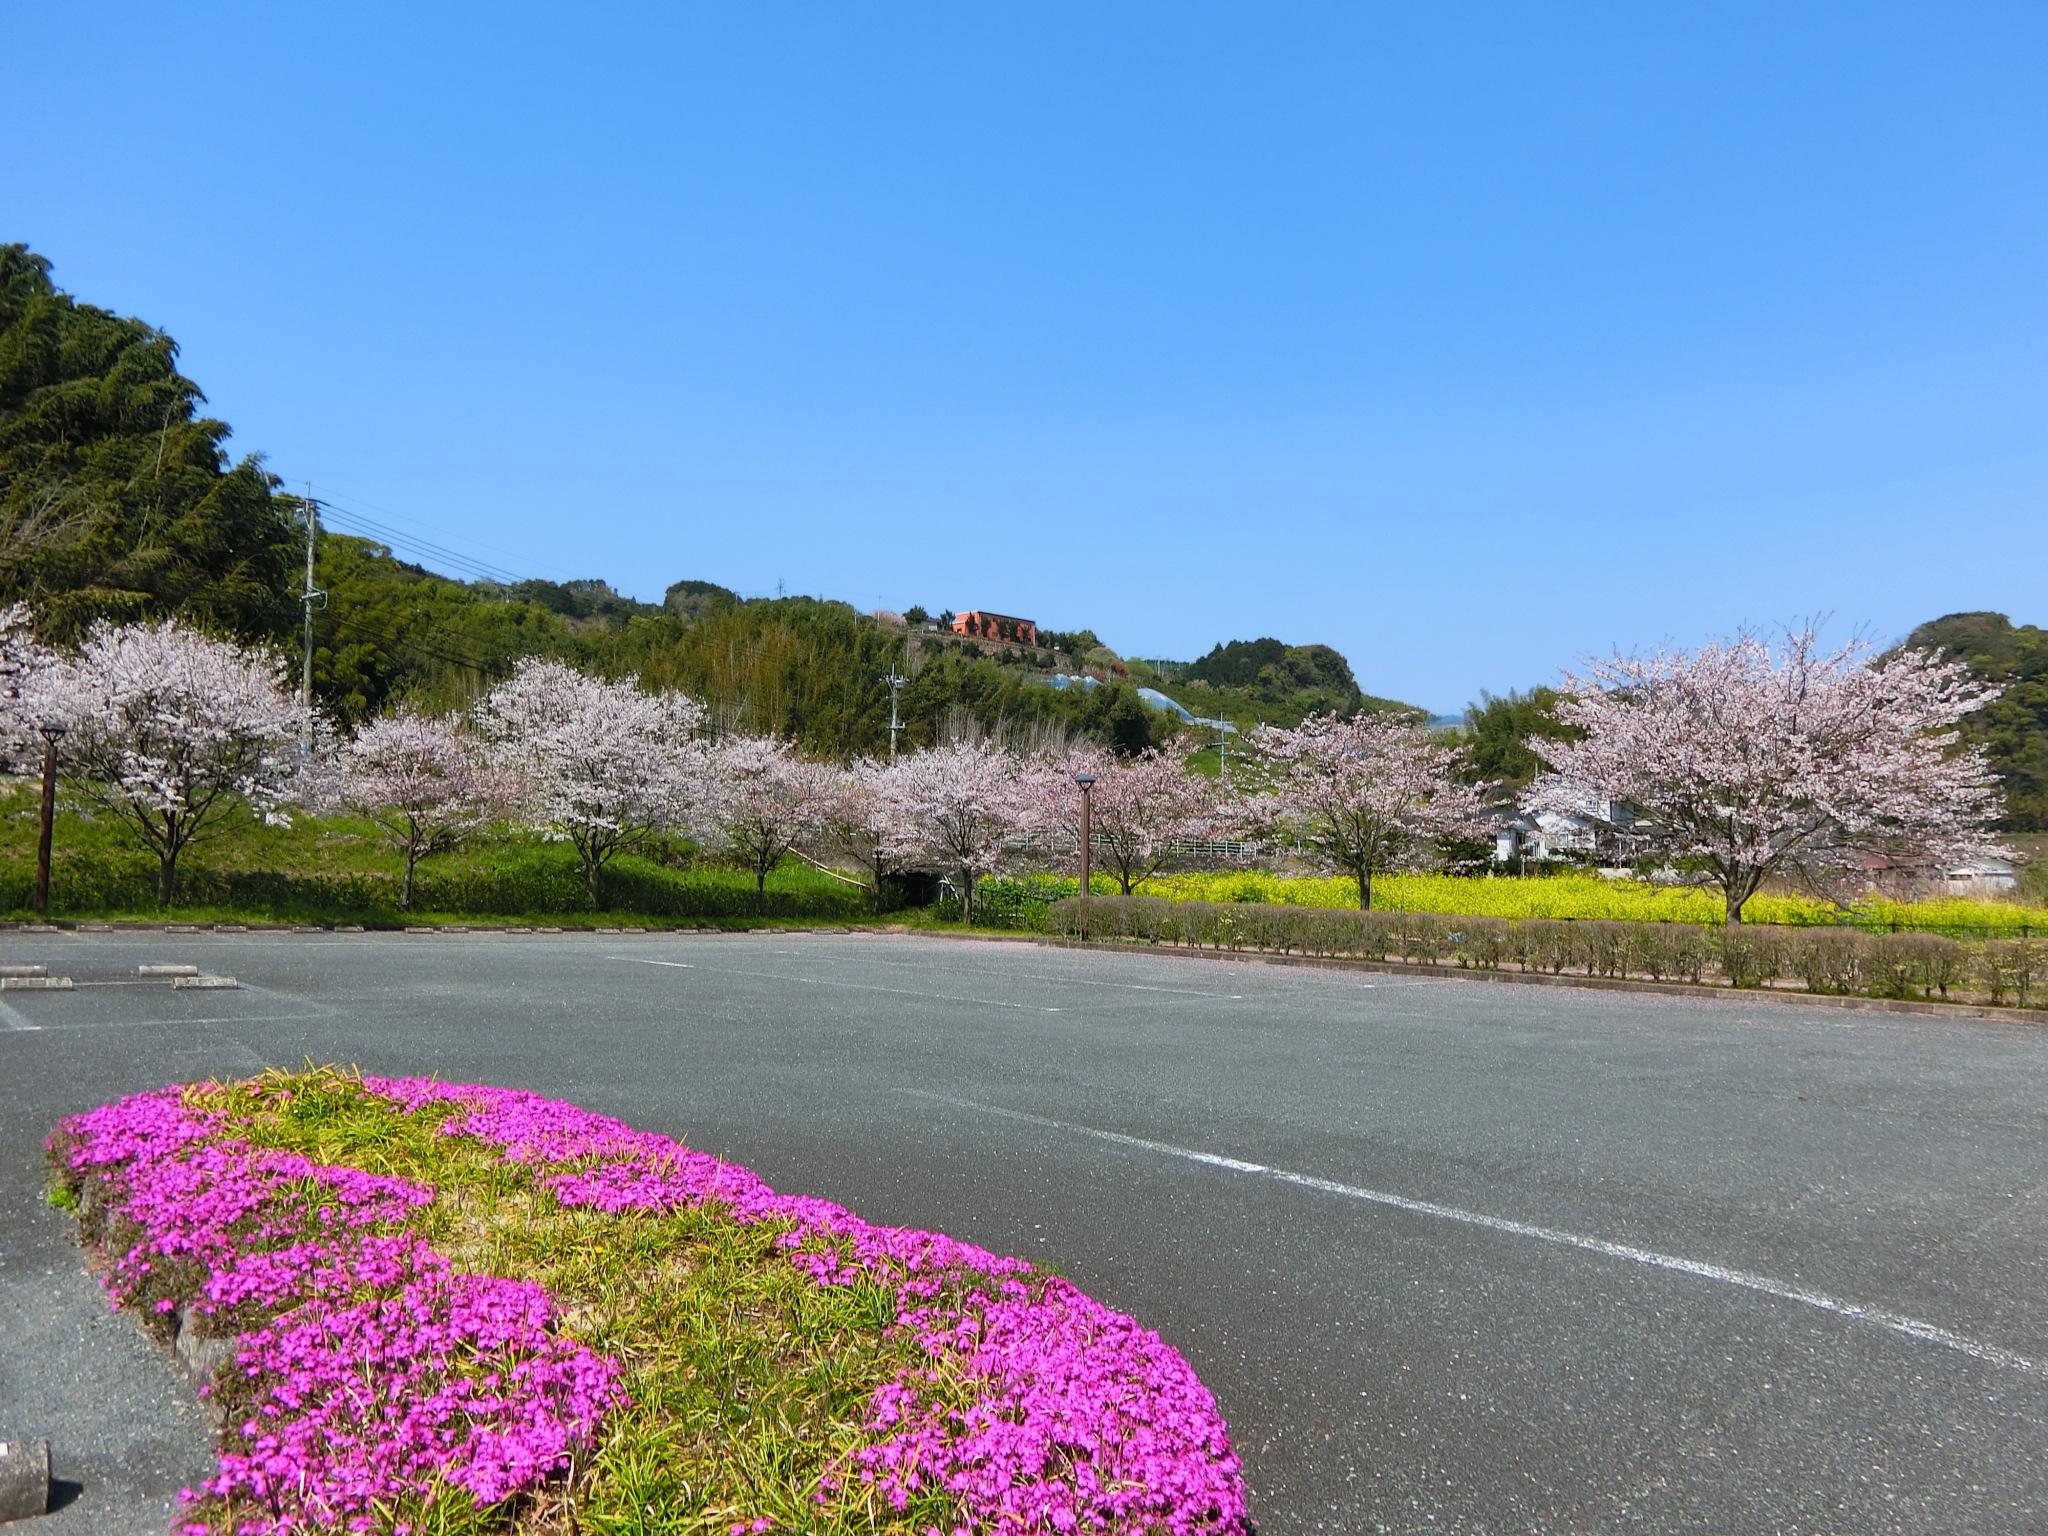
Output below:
[1140,870,2048,933]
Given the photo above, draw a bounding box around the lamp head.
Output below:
[1073,771,1098,790]
[37,719,67,744]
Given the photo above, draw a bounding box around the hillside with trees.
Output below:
[1133,638,1423,727]
[1903,612,2048,831]
[0,244,1409,762]
[0,243,299,641]
[1458,687,1579,793]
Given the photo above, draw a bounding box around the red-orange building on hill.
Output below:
[951,610,1039,646]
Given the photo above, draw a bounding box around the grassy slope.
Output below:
[0,785,866,925]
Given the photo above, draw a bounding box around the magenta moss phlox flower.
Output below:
[52,1088,623,1534]
[58,1079,1249,1534]
[358,1077,1249,1534]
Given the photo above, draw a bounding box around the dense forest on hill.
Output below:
[0,246,1284,755]
[1134,638,1424,727]
[0,245,1417,758]
[0,244,297,639]
[315,549,1170,756]
[1904,612,2048,832]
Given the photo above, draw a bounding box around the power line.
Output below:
[317,504,529,586]
[326,612,499,676]
[329,613,486,671]
[306,485,569,581]
[318,512,512,586]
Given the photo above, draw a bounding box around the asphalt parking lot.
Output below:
[2,929,2045,1534]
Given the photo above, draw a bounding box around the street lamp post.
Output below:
[1073,770,1097,940]
[34,721,67,921]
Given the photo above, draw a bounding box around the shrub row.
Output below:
[2,849,868,922]
[1046,897,2046,1007]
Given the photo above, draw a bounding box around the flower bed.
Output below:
[1139,870,2048,934]
[49,1069,1249,1535]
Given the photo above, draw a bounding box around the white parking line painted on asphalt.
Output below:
[21,1010,334,1032]
[0,999,40,1032]
[611,955,1065,1013]
[902,1088,2047,1379]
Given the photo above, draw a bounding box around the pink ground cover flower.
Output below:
[359,1077,1250,1534]
[51,1087,624,1535]
[55,1077,1249,1534]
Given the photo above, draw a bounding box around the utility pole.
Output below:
[299,489,326,720]
[1073,770,1097,939]
[33,721,66,920]
[882,667,907,761]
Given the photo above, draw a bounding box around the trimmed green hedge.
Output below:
[2,844,868,923]
[1046,897,2045,1007]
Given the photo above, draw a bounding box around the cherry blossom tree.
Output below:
[1528,629,2008,922]
[0,603,50,772]
[337,710,507,909]
[35,618,307,906]
[813,757,899,911]
[1036,745,1224,894]
[1243,712,1487,910]
[474,658,705,908]
[699,734,837,910]
[876,740,1038,921]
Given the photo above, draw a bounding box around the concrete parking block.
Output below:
[0,1436,51,1522]
[1,976,72,990]
[171,975,239,990]
[138,965,200,978]
[0,964,48,978]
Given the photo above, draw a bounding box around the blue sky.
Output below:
[9,3,2045,711]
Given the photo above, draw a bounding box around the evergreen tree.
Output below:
[0,245,297,640]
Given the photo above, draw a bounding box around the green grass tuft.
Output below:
[190,1069,981,1533]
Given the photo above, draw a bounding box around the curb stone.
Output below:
[0,1435,51,1521]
